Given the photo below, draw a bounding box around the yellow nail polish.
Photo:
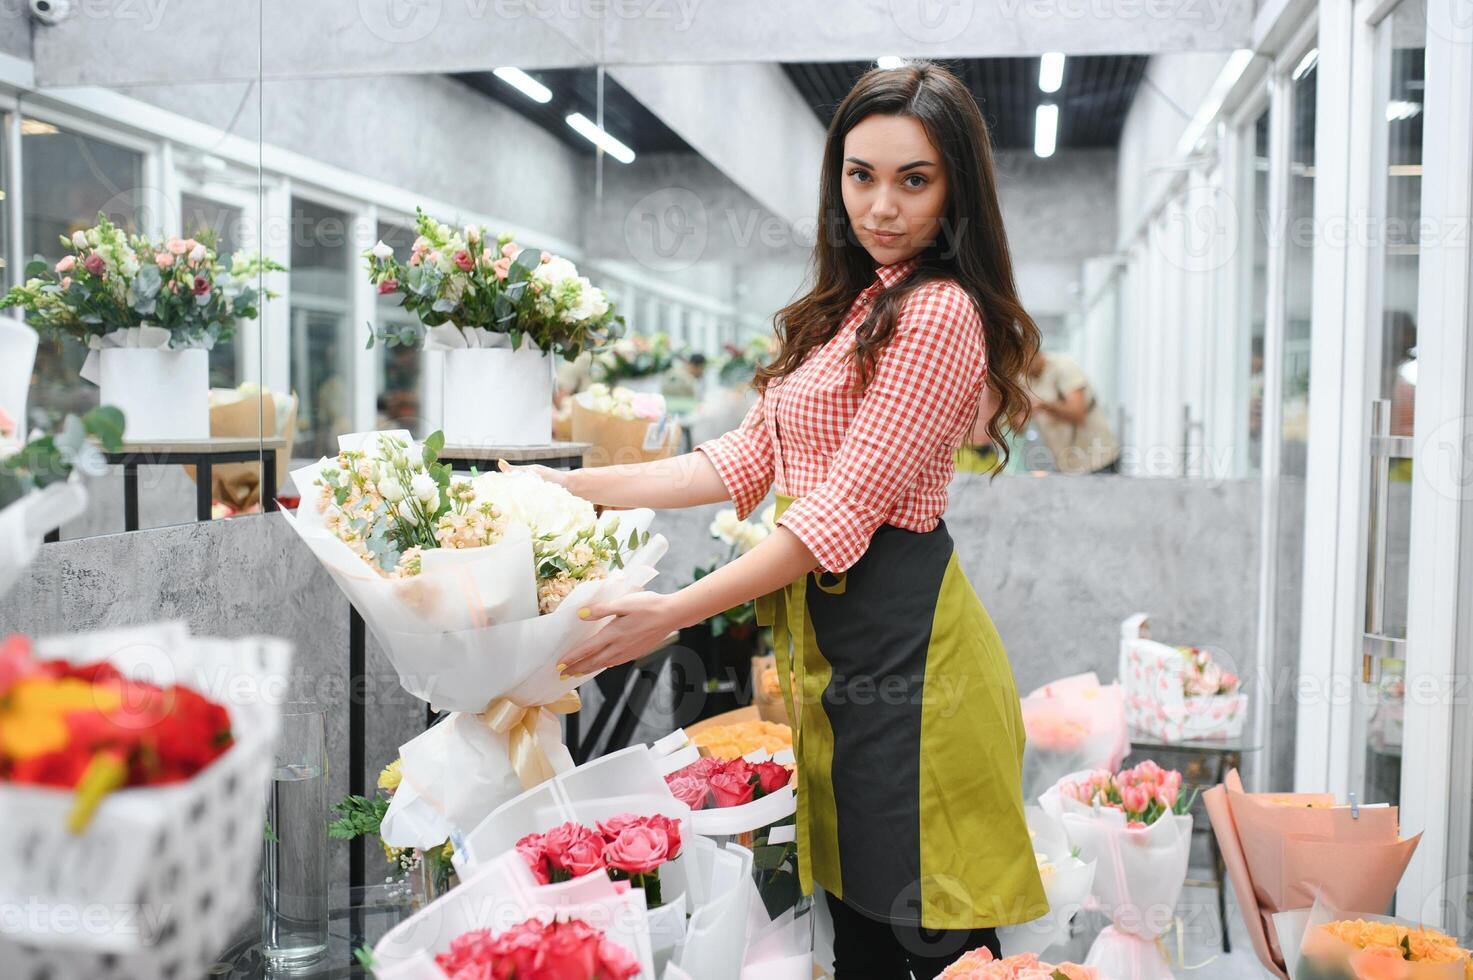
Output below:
[556,663,567,673]
[577,607,590,619]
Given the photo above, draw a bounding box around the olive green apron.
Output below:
[756,493,1047,929]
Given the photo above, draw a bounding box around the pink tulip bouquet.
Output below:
[1056,760,1196,829]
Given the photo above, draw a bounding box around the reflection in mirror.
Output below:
[5,80,270,538]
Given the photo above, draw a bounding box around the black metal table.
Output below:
[1124,727,1260,954]
[345,441,591,894]
[43,436,284,540]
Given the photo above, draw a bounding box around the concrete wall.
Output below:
[0,5,30,60]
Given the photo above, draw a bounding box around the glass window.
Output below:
[1246,109,1270,475]
[373,220,424,436]
[181,193,246,389]
[21,119,146,424]
[1267,51,1317,794]
[1,113,9,294]
[289,197,353,458]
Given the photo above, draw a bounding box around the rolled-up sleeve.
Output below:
[694,397,774,520]
[777,282,987,573]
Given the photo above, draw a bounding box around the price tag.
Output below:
[642,414,671,451]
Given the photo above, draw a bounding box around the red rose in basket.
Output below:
[0,634,234,832]
[435,917,641,980]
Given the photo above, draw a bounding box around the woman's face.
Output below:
[840,113,949,266]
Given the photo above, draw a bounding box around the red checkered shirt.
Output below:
[696,256,988,573]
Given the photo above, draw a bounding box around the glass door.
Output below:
[1348,0,1426,812]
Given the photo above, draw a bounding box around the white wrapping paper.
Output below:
[998,806,1097,957]
[281,432,669,848]
[1040,770,1193,980]
[0,479,88,597]
[0,320,37,431]
[373,848,658,979]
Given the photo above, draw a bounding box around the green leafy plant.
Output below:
[0,213,283,349]
[364,207,623,361]
[0,405,125,510]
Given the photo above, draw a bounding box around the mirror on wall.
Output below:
[6,75,272,539]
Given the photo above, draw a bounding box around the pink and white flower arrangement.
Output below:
[1056,760,1194,829]
[364,207,622,358]
[515,812,683,907]
[433,917,642,980]
[579,382,666,423]
[663,755,792,811]
[1,213,282,350]
[938,948,1098,979]
[1180,645,1240,697]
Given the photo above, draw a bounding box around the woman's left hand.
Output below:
[560,590,685,677]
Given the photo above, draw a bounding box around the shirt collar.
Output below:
[866,255,919,294]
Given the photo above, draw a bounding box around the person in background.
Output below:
[1023,349,1120,474]
[661,352,708,401]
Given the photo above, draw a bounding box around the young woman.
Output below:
[505,61,1045,978]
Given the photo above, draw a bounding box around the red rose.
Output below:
[377,278,398,295]
[596,935,642,979]
[536,919,599,980]
[708,771,756,808]
[665,774,708,811]
[642,813,683,859]
[516,832,552,884]
[602,825,669,876]
[83,252,106,277]
[753,761,791,794]
[193,275,211,296]
[559,836,606,878]
[720,758,754,785]
[454,248,475,271]
[596,812,645,842]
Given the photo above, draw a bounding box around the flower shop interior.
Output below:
[1,1,1472,978]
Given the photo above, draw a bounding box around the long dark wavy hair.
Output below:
[754,61,1039,473]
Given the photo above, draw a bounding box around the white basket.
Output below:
[0,623,292,980]
[442,346,554,447]
[1119,614,1247,742]
[98,348,210,441]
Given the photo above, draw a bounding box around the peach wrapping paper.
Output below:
[1203,769,1421,979]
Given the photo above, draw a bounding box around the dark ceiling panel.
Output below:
[780,56,1148,151]
[455,68,693,158]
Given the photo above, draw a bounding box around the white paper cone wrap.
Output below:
[1040,771,1193,979]
[283,433,669,846]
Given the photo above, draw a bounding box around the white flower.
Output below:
[380,478,405,503]
[463,224,479,243]
[188,243,208,264]
[370,240,394,260]
[758,503,777,530]
[471,470,597,557]
[533,255,578,286]
[72,230,87,250]
[566,279,609,322]
[709,509,745,547]
[396,499,418,522]
[411,472,438,503]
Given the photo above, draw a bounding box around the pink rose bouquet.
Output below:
[1056,760,1194,829]
[663,755,792,811]
[516,812,683,907]
[434,917,642,980]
